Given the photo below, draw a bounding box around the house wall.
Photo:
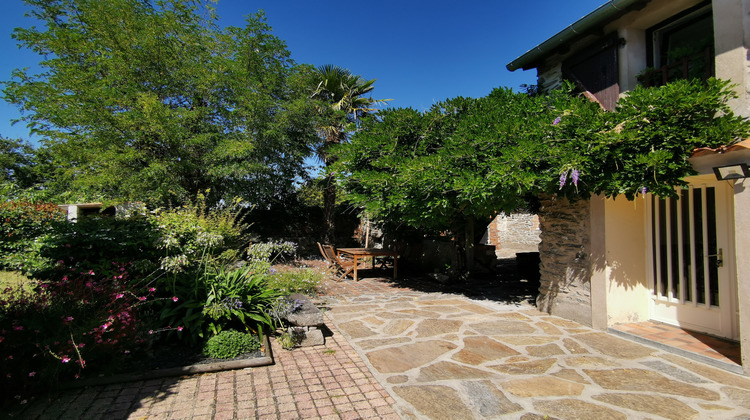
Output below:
[528,0,750,374]
[714,0,750,117]
[602,196,650,325]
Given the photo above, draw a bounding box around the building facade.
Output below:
[508,0,750,373]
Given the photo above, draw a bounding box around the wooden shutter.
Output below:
[563,35,621,111]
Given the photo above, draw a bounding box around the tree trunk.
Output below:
[465,217,475,273]
[323,173,336,244]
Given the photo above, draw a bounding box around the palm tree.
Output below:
[311,64,389,243]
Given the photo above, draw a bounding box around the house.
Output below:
[507,0,750,374]
[58,202,145,221]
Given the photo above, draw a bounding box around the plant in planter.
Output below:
[202,330,260,359]
[202,266,277,338]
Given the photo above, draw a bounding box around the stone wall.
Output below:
[486,212,541,258]
[537,195,593,326]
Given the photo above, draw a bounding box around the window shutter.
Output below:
[562,35,621,111]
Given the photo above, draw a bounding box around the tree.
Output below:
[0,137,35,186]
[310,64,388,243]
[333,79,750,272]
[2,0,318,206]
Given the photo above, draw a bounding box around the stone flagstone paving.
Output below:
[320,276,750,419]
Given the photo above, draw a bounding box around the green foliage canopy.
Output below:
[333,79,750,231]
[3,0,318,205]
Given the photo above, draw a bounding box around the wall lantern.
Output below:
[713,163,750,180]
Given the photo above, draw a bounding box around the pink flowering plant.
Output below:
[0,214,183,407]
[0,263,182,405]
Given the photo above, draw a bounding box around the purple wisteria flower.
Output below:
[641,186,648,197]
[571,169,579,186]
[558,171,567,189]
[552,116,562,126]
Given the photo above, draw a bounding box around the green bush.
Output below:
[0,201,66,273]
[202,330,260,359]
[247,241,297,263]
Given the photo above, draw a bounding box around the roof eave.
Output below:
[506,0,651,72]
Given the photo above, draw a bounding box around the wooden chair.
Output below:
[317,242,356,281]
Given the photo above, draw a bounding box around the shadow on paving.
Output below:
[14,375,181,419]
[355,257,539,306]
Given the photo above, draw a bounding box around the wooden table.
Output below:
[336,248,399,281]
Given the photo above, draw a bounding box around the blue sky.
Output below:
[0,0,607,145]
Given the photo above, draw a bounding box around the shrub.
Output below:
[0,201,65,273]
[153,193,250,278]
[202,330,260,359]
[33,215,160,281]
[247,241,297,263]
[0,265,180,407]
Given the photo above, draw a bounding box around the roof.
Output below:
[691,138,750,157]
[506,0,649,72]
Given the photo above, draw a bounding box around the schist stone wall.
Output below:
[486,212,541,258]
[536,195,593,326]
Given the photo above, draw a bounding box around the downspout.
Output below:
[506,0,650,72]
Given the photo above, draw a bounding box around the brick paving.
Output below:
[17,323,399,419]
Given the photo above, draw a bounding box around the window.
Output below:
[640,4,713,87]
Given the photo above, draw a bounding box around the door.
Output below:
[647,182,737,339]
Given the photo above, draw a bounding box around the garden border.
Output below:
[59,333,274,389]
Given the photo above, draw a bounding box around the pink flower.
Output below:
[138,296,147,301]
[63,316,74,323]
[148,287,156,292]
[61,357,70,363]
[12,325,23,331]
[116,293,124,299]
[101,324,109,330]
[177,326,184,332]
[28,372,36,377]
[172,296,179,302]
[148,330,154,335]
[65,244,71,248]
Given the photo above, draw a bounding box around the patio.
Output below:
[16,271,750,419]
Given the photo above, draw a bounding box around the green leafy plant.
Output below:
[202,266,277,337]
[277,328,303,350]
[202,330,260,359]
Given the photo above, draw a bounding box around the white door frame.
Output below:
[646,181,738,339]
